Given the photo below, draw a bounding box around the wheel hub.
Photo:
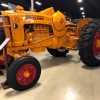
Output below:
[16,64,36,85]
[93,30,100,59]
[96,39,100,48]
[23,71,31,78]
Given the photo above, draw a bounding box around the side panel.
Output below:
[9,15,24,46]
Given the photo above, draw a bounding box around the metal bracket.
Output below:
[0,38,11,89]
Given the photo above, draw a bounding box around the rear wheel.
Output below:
[79,19,100,67]
[7,56,41,91]
[47,47,69,57]
[0,54,14,69]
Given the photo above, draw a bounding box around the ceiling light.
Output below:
[78,0,82,2]
[35,1,42,5]
[1,3,9,7]
[83,15,85,17]
[80,7,84,10]
[82,12,85,14]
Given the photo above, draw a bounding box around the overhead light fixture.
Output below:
[83,15,85,17]
[35,1,42,5]
[78,0,82,2]
[80,7,84,10]
[1,3,9,7]
[82,12,85,14]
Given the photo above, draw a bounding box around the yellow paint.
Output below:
[23,71,30,78]
[96,39,100,48]
[40,7,55,16]
[0,6,93,61]
[76,18,93,35]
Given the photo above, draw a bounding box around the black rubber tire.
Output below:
[0,55,14,69]
[7,56,41,91]
[47,48,69,57]
[79,19,100,67]
[0,28,5,44]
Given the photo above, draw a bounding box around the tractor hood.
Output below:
[1,6,55,25]
[2,6,55,17]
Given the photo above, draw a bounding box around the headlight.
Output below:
[13,23,18,29]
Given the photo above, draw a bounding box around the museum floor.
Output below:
[0,50,100,100]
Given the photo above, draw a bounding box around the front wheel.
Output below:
[47,47,69,57]
[79,19,100,67]
[7,56,41,91]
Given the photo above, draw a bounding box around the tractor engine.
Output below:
[24,24,53,45]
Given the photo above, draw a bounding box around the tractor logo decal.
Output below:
[25,15,44,20]
[60,18,64,24]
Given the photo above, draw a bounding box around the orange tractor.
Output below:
[0,5,98,91]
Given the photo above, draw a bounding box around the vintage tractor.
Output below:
[0,5,94,91]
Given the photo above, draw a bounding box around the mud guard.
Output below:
[76,18,93,36]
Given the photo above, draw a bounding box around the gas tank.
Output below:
[52,11,66,31]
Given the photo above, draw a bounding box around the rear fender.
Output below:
[76,18,93,36]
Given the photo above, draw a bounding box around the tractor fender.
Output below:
[76,18,93,36]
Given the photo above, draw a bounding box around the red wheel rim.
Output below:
[93,30,100,60]
[16,64,36,85]
[0,55,11,65]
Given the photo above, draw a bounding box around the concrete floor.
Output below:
[0,50,100,100]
